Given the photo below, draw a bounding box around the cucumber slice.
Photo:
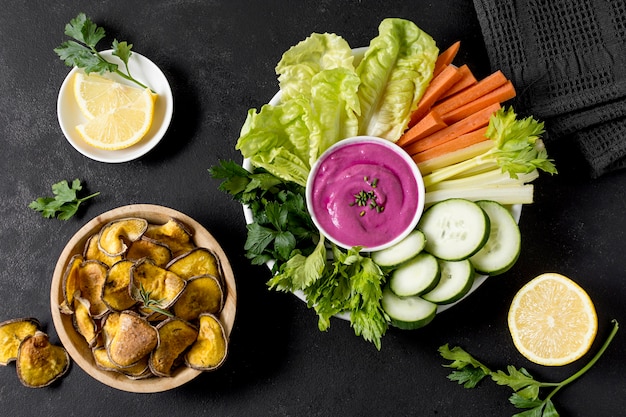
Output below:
[422,259,474,304]
[371,230,426,268]
[469,200,521,275]
[381,286,437,330]
[389,252,440,297]
[418,198,490,261]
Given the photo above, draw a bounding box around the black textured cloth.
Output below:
[473,0,626,177]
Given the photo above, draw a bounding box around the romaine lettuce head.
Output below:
[356,18,439,142]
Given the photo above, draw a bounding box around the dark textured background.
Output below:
[0,1,624,416]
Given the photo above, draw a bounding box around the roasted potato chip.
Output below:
[101,311,120,348]
[107,311,158,368]
[76,260,109,318]
[144,218,195,257]
[98,217,148,256]
[84,234,123,266]
[167,248,221,281]
[185,313,228,371]
[102,260,137,311]
[149,318,198,377]
[61,254,83,312]
[73,296,98,347]
[172,275,224,321]
[127,237,172,267]
[93,346,152,379]
[16,331,70,388]
[131,259,186,314]
[0,318,41,366]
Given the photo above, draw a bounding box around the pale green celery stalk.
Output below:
[422,108,556,187]
[427,168,539,192]
[424,184,534,207]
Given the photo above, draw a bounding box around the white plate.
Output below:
[57,50,173,163]
[242,46,522,320]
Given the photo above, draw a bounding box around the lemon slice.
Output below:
[74,73,148,120]
[508,272,597,366]
[75,85,156,151]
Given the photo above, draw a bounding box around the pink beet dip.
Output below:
[306,136,425,251]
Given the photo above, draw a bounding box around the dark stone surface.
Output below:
[0,1,624,416]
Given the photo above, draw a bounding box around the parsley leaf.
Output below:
[439,319,619,417]
[29,179,99,220]
[54,13,150,90]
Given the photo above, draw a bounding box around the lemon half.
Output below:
[508,272,597,366]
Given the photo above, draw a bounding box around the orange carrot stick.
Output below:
[411,128,489,163]
[430,70,508,116]
[439,81,516,124]
[408,65,463,127]
[436,64,477,101]
[398,111,447,147]
[432,41,461,77]
[404,103,500,155]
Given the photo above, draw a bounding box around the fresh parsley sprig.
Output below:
[29,179,99,220]
[54,12,150,90]
[439,319,619,417]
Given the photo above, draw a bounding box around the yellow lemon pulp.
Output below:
[73,73,156,150]
[508,272,597,366]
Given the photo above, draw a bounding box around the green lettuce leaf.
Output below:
[356,18,439,141]
[276,32,355,103]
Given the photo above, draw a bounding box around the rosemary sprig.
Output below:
[137,283,174,317]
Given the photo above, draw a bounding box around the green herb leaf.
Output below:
[439,319,619,417]
[54,13,150,90]
[29,179,99,221]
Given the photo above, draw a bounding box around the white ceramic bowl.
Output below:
[306,136,426,252]
[50,204,237,393]
[57,50,173,163]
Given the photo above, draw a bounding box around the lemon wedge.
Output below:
[508,272,598,366]
[74,73,148,120]
[73,73,156,151]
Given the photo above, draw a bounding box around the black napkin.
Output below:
[473,0,626,177]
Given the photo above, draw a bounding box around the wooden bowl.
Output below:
[50,204,237,393]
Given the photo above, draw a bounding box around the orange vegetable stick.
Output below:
[432,41,461,77]
[411,128,489,164]
[439,81,516,124]
[430,70,508,116]
[404,102,500,155]
[398,111,447,147]
[436,64,477,101]
[408,65,463,128]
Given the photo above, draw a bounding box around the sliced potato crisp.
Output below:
[73,296,99,347]
[102,260,136,311]
[131,259,186,313]
[150,318,198,377]
[0,318,41,366]
[84,234,123,266]
[16,331,70,388]
[126,237,172,267]
[173,275,224,321]
[185,313,228,371]
[144,218,195,256]
[77,260,109,318]
[167,248,221,281]
[107,311,158,368]
[98,217,148,256]
[61,254,83,312]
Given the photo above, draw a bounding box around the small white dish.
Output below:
[57,50,173,163]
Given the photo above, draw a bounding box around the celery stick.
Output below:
[424,184,534,207]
